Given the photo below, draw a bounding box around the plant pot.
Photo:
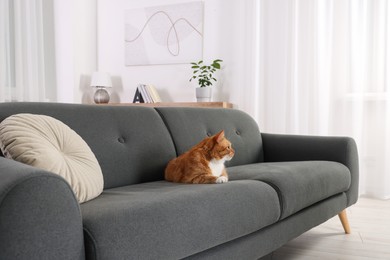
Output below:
[196,87,212,102]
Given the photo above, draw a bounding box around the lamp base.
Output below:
[94,88,110,104]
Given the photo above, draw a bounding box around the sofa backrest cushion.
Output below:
[0,103,176,189]
[156,107,264,167]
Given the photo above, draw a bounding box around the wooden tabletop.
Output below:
[104,102,233,108]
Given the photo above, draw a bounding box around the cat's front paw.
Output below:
[216,176,228,184]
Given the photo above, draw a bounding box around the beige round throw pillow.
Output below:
[0,114,104,203]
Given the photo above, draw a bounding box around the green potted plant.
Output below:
[189,59,223,102]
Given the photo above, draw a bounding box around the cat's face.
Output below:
[209,131,235,161]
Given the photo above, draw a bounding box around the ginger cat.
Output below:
[165,130,235,184]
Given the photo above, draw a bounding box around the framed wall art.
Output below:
[124,1,204,66]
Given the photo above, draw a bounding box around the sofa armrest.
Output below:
[261,133,359,207]
[0,157,85,260]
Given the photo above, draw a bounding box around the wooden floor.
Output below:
[272,197,390,259]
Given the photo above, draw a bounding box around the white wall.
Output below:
[54,0,97,103]
[96,0,257,110]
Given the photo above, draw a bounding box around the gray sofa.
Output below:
[0,102,359,260]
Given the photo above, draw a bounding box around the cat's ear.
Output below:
[214,130,225,144]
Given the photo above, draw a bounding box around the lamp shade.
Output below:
[90,72,112,88]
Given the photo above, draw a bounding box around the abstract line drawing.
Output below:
[124,1,203,66]
[126,11,202,57]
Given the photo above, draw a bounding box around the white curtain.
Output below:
[0,0,55,102]
[256,0,390,199]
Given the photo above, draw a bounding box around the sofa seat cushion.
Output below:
[228,161,351,220]
[81,180,280,260]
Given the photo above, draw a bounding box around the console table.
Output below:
[107,102,233,108]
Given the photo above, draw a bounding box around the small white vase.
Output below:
[195,87,212,102]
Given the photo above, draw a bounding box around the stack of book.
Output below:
[133,84,162,103]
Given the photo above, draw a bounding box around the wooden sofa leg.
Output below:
[338,209,351,234]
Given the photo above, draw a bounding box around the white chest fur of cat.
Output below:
[209,158,228,183]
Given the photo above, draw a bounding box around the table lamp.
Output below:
[90,72,112,104]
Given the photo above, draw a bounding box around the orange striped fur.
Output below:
[165,130,235,184]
